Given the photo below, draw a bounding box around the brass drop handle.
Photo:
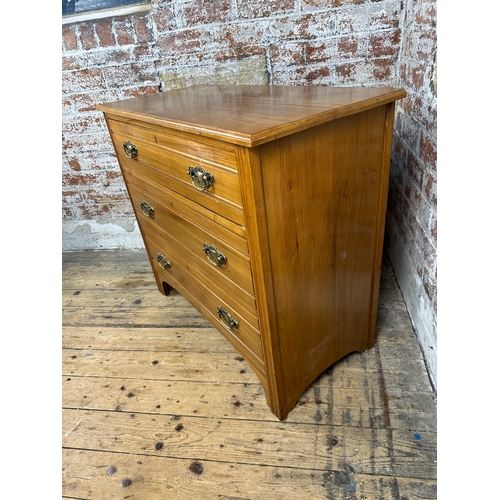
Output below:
[140,201,154,219]
[203,243,227,267]
[123,141,138,159]
[187,166,214,191]
[156,253,171,270]
[217,306,239,331]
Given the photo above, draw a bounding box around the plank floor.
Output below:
[62,249,437,500]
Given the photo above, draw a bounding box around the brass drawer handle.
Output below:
[156,253,171,270]
[140,200,154,219]
[217,306,239,331]
[187,166,214,191]
[123,141,138,159]
[203,243,227,267]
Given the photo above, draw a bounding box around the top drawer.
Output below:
[108,118,238,169]
[106,118,245,225]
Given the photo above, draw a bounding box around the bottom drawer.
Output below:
[143,229,266,376]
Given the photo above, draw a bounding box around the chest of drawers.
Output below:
[97,85,406,420]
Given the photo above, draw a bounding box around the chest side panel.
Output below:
[259,105,389,409]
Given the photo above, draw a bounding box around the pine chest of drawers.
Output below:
[97,85,406,420]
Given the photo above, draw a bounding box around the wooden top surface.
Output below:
[97,85,406,146]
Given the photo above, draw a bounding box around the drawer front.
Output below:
[143,228,264,368]
[119,156,245,228]
[108,121,244,226]
[107,118,238,170]
[125,171,249,255]
[126,179,257,317]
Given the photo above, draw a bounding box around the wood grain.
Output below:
[62,249,437,499]
[97,85,407,146]
[98,86,408,420]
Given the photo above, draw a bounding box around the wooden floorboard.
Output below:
[62,249,437,499]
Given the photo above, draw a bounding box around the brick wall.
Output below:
[386,0,437,389]
[62,0,437,386]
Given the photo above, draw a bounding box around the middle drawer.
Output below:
[126,175,258,318]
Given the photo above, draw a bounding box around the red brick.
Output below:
[368,29,400,57]
[393,132,407,162]
[302,0,364,7]
[182,0,234,26]
[71,90,121,112]
[132,45,156,60]
[368,9,399,30]
[101,170,126,189]
[62,206,75,220]
[400,60,426,90]
[62,69,106,94]
[95,19,115,47]
[401,87,414,114]
[62,55,80,71]
[372,58,394,81]
[65,153,118,172]
[429,210,437,242]
[417,29,436,60]
[88,47,132,67]
[73,202,111,219]
[305,40,332,63]
[402,115,421,154]
[62,97,73,114]
[337,35,364,59]
[406,149,424,188]
[62,190,81,206]
[114,17,134,45]
[62,171,101,188]
[123,86,160,98]
[423,170,436,207]
[102,63,159,88]
[420,133,437,170]
[62,113,104,135]
[411,94,437,134]
[306,35,365,63]
[67,157,81,172]
[62,25,78,51]
[215,45,267,62]
[335,58,394,84]
[414,0,436,26]
[133,14,153,43]
[336,61,358,82]
[269,12,334,41]
[79,23,97,50]
[62,132,112,155]
[337,6,399,35]
[157,29,206,54]
[81,186,127,204]
[216,21,268,49]
[270,43,305,67]
[238,0,295,19]
[153,6,176,32]
[272,65,332,86]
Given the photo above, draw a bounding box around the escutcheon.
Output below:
[140,201,154,218]
[217,306,239,331]
[156,253,171,270]
[203,243,227,267]
[123,141,138,159]
[187,166,214,191]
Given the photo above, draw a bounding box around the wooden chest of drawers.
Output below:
[97,85,406,420]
